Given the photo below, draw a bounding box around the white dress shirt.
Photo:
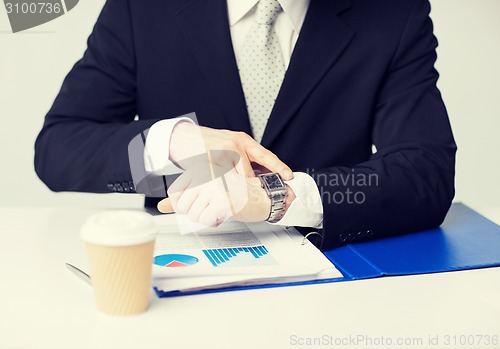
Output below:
[144,0,323,228]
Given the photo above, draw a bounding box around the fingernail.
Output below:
[157,202,169,213]
[284,169,293,180]
[157,204,165,213]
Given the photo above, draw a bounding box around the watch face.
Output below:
[263,174,284,190]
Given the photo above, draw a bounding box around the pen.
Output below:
[65,263,91,286]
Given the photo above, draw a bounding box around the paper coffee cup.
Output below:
[81,210,157,316]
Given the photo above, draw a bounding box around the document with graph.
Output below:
[151,214,342,293]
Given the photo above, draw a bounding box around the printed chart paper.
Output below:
[152,215,342,293]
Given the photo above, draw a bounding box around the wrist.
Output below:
[254,178,272,221]
[169,121,198,165]
[283,184,296,215]
[257,173,289,223]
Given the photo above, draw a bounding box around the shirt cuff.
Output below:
[272,172,323,229]
[143,117,195,175]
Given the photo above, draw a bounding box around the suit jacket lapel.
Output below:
[176,0,252,134]
[261,0,355,148]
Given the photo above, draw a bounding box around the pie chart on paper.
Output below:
[154,254,199,267]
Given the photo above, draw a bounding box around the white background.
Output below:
[0,0,499,211]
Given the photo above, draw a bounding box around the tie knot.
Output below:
[255,0,282,25]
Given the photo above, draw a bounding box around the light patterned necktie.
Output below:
[237,0,285,143]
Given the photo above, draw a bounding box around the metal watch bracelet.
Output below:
[267,191,287,223]
[258,173,288,223]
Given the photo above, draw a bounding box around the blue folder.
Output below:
[154,203,500,297]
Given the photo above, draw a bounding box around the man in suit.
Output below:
[35,0,456,250]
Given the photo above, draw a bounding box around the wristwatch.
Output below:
[258,173,288,223]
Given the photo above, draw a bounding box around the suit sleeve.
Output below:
[319,0,457,250]
[34,0,162,194]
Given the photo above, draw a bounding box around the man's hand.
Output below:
[169,122,293,180]
[157,161,274,226]
[160,122,296,226]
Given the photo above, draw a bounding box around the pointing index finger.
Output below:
[246,143,294,180]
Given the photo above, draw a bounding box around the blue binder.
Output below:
[155,203,500,297]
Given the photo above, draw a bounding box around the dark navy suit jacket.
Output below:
[35,0,457,250]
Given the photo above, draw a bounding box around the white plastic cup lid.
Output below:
[80,210,157,246]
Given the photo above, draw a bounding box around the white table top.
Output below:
[1,206,499,349]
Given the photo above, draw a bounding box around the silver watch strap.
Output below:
[268,191,287,223]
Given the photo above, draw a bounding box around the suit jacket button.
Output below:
[107,183,115,192]
[128,181,135,192]
[338,234,347,243]
[115,183,124,192]
[347,233,355,242]
[367,230,374,236]
[122,182,130,192]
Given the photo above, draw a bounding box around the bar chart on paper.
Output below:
[203,245,277,267]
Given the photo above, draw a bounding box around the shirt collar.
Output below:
[227,0,310,33]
